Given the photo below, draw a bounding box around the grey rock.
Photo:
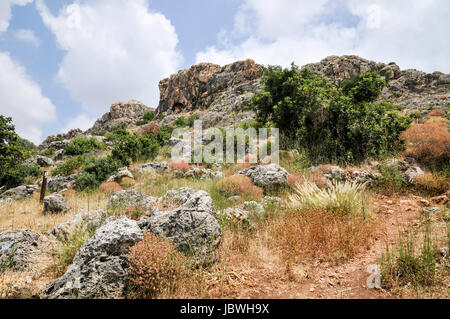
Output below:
[37,155,54,167]
[262,196,283,208]
[46,174,78,193]
[159,188,214,215]
[87,101,152,135]
[139,188,221,265]
[385,158,424,184]
[242,201,265,217]
[0,185,38,200]
[139,207,221,266]
[0,230,48,271]
[49,210,109,242]
[40,216,143,299]
[43,193,70,214]
[107,167,134,183]
[107,190,157,211]
[235,164,289,188]
[133,161,168,173]
[52,149,65,161]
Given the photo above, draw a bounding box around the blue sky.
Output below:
[0,0,449,145]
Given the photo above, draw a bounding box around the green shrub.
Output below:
[136,111,155,125]
[0,164,42,189]
[187,114,200,127]
[65,137,103,155]
[74,157,121,191]
[174,116,187,127]
[251,64,412,164]
[74,172,98,191]
[52,155,86,176]
[40,147,56,157]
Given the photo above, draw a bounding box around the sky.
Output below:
[0,0,449,145]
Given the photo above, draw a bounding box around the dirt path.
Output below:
[228,194,427,299]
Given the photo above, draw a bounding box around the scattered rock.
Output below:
[40,216,144,299]
[107,190,157,212]
[107,167,134,183]
[46,174,78,193]
[133,161,168,173]
[49,210,109,242]
[0,185,38,200]
[43,193,70,214]
[385,158,424,184]
[88,101,153,135]
[0,230,50,271]
[235,164,289,188]
[159,187,214,215]
[262,196,283,208]
[139,188,221,265]
[52,149,65,161]
[36,156,54,167]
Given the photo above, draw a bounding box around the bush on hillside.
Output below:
[74,156,121,191]
[128,233,186,298]
[52,155,87,176]
[401,122,450,171]
[251,64,412,164]
[136,111,155,125]
[0,164,42,189]
[65,137,103,156]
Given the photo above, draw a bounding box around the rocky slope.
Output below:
[37,55,449,151]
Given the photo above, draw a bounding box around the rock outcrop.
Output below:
[43,193,70,214]
[236,164,290,188]
[107,190,157,212]
[88,101,152,135]
[40,216,143,299]
[303,55,450,110]
[139,188,221,265]
[0,185,38,200]
[49,210,109,242]
[0,230,50,271]
[156,59,263,128]
[38,129,82,151]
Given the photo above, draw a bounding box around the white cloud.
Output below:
[61,113,97,133]
[196,0,450,73]
[13,29,40,47]
[0,0,33,33]
[36,0,182,113]
[0,51,56,144]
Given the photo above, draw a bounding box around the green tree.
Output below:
[251,64,412,164]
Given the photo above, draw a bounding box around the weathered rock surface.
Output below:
[133,161,168,173]
[236,164,290,188]
[107,190,157,211]
[38,129,82,151]
[107,167,134,183]
[46,174,78,193]
[139,188,221,265]
[36,156,54,167]
[40,216,143,299]
[385,158,424,184]
[49,210,109,242]
[159,187,214,214]
[302,55,450,110]
[156,59,263,128]
[88,101,152,134]
[0,185,38,200]
[0,230,49,271]
[183,167,224,180]
[43,193,70,214]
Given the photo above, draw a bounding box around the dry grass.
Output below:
[128,233,187,299]
[413,172,450,196]
[216,175,263,201]
[0,190,108,233]
[401,122,450,170]
[270,208,377,266]
[168,160,190,173]
[100,181,123,195]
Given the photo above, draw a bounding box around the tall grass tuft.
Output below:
[288,180,370,219]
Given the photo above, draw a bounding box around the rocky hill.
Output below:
[37,55,449,150]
